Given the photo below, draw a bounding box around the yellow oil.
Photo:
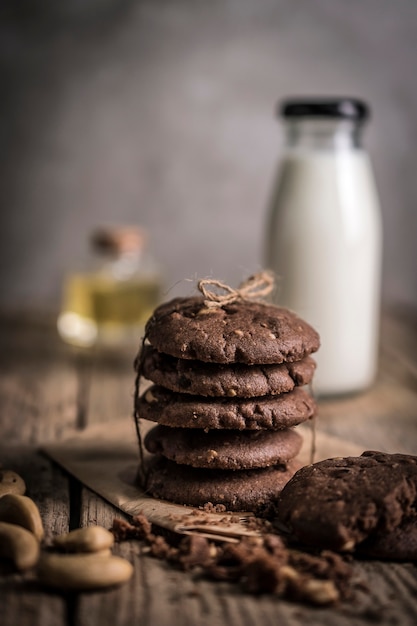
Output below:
[58,273,160,347]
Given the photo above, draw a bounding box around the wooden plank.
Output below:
[1,447,71,541]
[0,316,80,445]
[0,316,77,626]
[317,310,417,455]
[85,348,137,426]
[0,447,69,626]
[75,487,153,626]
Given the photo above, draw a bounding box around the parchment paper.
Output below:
[43,418,364,542]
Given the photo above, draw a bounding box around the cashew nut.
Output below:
[53,526,114,553]
[0,521,40,570]
[0,470,26,497]
[0,494,44,541]
[38,552,133,590]
[302,579,340,605]
[281,565,339,605]
[92,548,112,557]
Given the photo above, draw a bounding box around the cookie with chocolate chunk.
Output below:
[139,345,316,397]
[146,456,300,513]
[144,425,303,470]
[144,297,320,365]
[276,451,417,560]
[138,386,316,430]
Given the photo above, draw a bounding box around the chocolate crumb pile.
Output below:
[111,513,355,607]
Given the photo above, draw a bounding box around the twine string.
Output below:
[133,336,148,488]
[198,270,274,309]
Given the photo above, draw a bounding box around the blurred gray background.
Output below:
[1,0,416,311]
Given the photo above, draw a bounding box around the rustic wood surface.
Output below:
[0,308,416,626]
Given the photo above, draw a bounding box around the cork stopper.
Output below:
[90,226,146,255]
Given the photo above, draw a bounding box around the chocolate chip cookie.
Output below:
[138,386,316,430]
[144,297,320,365]
[140,345,316,397]
[147,456,300,513]
[276,451,417,559]
[144,425,303,470]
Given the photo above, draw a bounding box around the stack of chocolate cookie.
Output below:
[135,294,319,514]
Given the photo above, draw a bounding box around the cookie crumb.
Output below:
[112,512,355,606]
[178,535,214,570]
[203,502,227,513]
[111,514,153,542]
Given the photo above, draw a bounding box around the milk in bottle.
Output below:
[265,99,382,396]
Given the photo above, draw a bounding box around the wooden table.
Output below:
[1,309,417,626]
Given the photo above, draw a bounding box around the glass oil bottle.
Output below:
[58,226,161,348]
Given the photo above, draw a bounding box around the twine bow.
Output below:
[197,271,275,309]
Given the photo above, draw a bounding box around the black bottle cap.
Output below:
[279,98,370,121]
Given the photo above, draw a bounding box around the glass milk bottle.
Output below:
[265,99,382,396]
